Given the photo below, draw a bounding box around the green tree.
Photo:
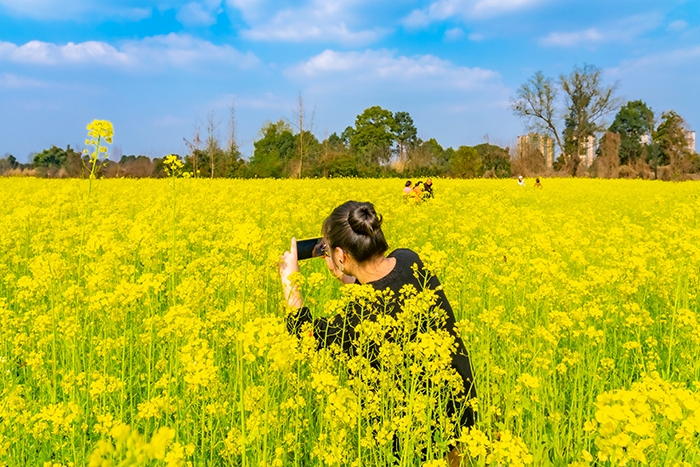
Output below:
[608,100,654,165]
[0,154,19,174]
[406,137,443,174]
[474,143,511,178]
[450,146,481,178]
[32,144,83,177]
[318,133,356,177]
[248,120,295,178]
[350,106,396,166]
[119,155,155,178]
[340,126,354,145]
[294,129,321,177]
[653,110,695,175]
[33,145,68,168]
[593,132,621,178]
[393,111,417,164]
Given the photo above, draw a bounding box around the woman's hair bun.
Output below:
[348,204,382,237]
[323,201,388,263]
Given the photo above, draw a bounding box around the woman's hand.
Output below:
[279,238,303,309]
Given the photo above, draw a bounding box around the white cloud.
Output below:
[231,0,387,45]
[539,28,603,47]
[472,0,540,16]
[0,0,152,21]
[539,13,661,48]
[0,34,259,70]
[0,40,129,65]
[176,0,224,27]
[224,0,265,21]
[403,0,543,27]
[667,19,688,32]
[287,49,500,91]
[610,45,700,73]
[0,72,50,88]
[122,33,259,69]
[444,27,465,41]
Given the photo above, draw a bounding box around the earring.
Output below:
[339,260,344,272]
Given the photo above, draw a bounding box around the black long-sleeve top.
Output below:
[287,248,477,427]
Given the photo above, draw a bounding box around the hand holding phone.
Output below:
[296,237,327,261]
[279,238,302,308]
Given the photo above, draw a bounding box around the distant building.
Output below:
[581,135,596,168]
[640,131,696,153]
[517,133,555,169]
[685,130,696,153]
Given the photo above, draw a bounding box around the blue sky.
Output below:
[1,0,699,162]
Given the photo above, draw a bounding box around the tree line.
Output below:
[2,65,698,180]
[511,64,699,180]
[0,104,512,179]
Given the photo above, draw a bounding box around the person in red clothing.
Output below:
[279,201,477,464]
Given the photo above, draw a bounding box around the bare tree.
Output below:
[183,121,201,178]
[205,111,220,178]
[511,65,620,175]
[290,93,315,178]
[227,102,237,157]
[511,71,565,157]
[560,64,621,168]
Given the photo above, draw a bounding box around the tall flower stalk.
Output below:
[78,119,113,279]
[163,154,184,303]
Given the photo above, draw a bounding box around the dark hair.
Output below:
[405,180,411,187]
[322,201,389,263]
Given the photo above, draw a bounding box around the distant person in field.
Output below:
[279,201,477,465]
[423,178,434,198]
[534,178,542,188]
[403,180,412,195]
[518,175,525,187]
[412,181,424,203]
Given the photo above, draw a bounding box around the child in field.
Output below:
[518,175,525,186]
[534,178,542,188]
[412,181,424,203]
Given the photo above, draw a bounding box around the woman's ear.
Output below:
[334,247,345,263]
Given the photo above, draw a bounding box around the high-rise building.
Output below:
[582,135,596,168]
[685,130,696,153]
[639,131,696,153]
[517,133,555,168]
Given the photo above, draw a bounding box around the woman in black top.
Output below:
[279,201,476,462]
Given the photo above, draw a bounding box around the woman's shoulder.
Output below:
[389,248,422,264]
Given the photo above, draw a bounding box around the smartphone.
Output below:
[297,237,326,261]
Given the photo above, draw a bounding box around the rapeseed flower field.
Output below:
[1,177,699,466]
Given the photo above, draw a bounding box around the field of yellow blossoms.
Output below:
[1,177,699,467]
